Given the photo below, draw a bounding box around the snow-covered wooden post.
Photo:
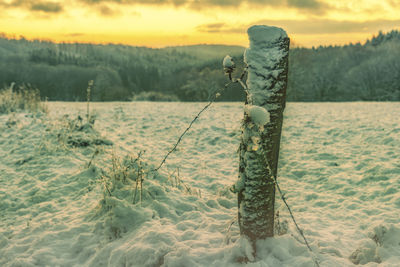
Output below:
[236,25,290,248]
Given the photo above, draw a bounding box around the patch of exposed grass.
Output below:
[98,150,149,205]
[53,114,112,148]
[0,83,48,114]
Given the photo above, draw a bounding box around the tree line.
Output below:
[0,30,399,101]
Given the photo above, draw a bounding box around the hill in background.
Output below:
[0,30,399,101]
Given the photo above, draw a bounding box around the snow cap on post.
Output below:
[244,25,289,108]
[247,25,288,48]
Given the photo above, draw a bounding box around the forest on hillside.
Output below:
[0,30,399,101]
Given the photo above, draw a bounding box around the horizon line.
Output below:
[1,29,398,49]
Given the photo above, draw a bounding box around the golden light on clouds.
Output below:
[1,0,399,47]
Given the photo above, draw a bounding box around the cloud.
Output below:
[30,2,63,13]
[196,23,245,33]
[186,0,283,10]
[0,0,64,13]
[0,0,27,8]
[77,0,325,11]
[79,0,188,6]
[256,19,400,34]
[64,33,85,37]
[97,4,120,16]
[196,19,400,35]
[1,0,329,15]
[287,0,322,9]
[388,0,400,6]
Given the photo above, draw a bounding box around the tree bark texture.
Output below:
[237,25,290,242]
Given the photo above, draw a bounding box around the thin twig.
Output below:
[101,175,112,197]
[259,137,320,266]
[229,68,249,93]
[253,104,320,266]
[144,188,156,200]
[225,216,237,245]
[133,164,141,204]
[153,69,248,173]
[153,86,225,172]
[274,177,321,267]
[87,148,99,168]
[177,168,180,186]
[153,101,212,171]
[132,150,145,164]
[140,172,143,204]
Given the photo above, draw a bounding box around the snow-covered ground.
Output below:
[1,102,399,267]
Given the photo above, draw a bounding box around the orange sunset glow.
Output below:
[1,0,400,47]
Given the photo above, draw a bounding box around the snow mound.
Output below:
[54,115,113,147]
[350,224,400,265]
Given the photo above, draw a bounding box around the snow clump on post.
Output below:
[244,105,270,127]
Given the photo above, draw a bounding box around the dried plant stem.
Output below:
[87,149,99,168]
[86,80,93,123]
[133,163,141,204]
[101,175,112,197]
[140,176,143,204]
[133,174,140,204]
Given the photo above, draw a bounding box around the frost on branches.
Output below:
[237,25,290,248]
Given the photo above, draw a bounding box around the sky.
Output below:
[0,0,399,48]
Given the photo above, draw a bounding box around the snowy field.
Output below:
[1,101,399,267]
